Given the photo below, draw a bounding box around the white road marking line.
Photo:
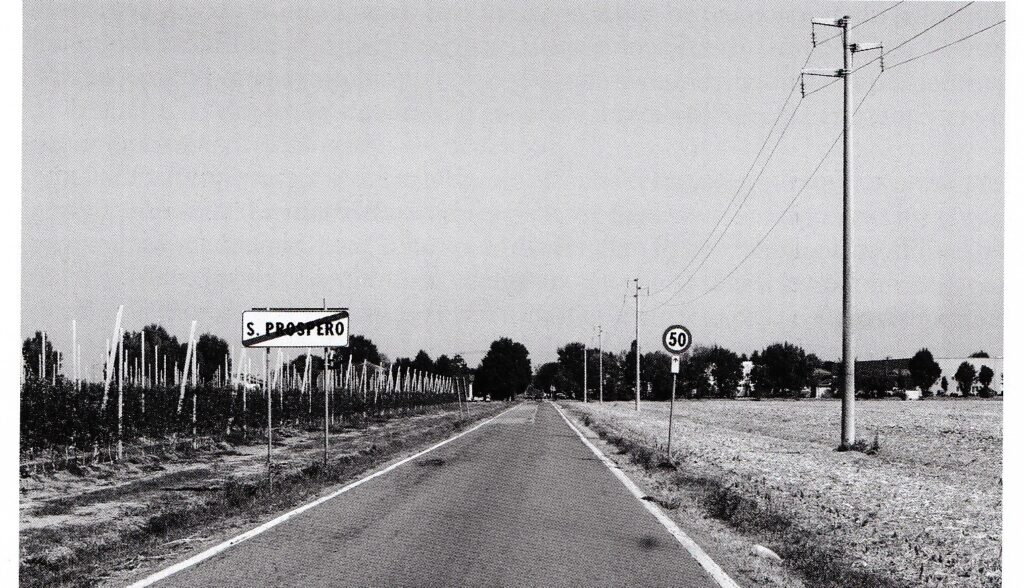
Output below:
[128,404,521,587]
[550,401,743,588]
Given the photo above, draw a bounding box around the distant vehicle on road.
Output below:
[484,394,492,402]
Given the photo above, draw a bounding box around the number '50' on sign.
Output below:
[662,325,692,354]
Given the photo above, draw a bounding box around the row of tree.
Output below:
[532,341,1000,400]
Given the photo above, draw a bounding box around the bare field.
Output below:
[562,399,1001,588]
[19,403,508,587]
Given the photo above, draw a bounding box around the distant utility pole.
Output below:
[633,278,646,411]
[597,325,603,404]
[802,16,881,449]
[582,343,588,403]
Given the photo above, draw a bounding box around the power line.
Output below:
[672,70,886,309]
[852,1,975,74]
[643,95,806,313]
[886,19,1004,70]
[650,76,802,298]
[816,1,905,46]
[647,2,908,307]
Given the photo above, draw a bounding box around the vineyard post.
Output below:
[141,329,146,390]
[41,331,46,383]
[176,320,197,414]
[192,330,198,449]
[71,320,77,388]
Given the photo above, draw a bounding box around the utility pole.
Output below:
[633,278,645,411]
[803,17,881,449]
[598,325,603,404]
[582,343,587,403]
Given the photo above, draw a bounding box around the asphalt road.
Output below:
[156,402,720,587]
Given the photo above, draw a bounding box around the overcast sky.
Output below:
[22,0,1004,369]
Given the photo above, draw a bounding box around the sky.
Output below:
[22,0,1004,371]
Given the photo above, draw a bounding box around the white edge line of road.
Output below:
[127,403,522,588]
[550,401,743,588]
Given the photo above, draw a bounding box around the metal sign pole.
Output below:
[323,346,329,466]
[668,370,677,463]
[266,347,272,489]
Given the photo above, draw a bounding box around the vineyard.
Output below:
[20,313,470,474]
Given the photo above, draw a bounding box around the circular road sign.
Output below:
[662,325,692,354]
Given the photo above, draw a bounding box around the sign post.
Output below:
[663,325,692,464]
[243,308,350,487]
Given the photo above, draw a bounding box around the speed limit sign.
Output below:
[662,325,692,354]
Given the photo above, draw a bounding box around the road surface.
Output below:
[155,402,721,587]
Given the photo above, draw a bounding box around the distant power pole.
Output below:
[803,16,881,449]
[633,278,646,411]
[582,344,588,403]
[598,325,603,404]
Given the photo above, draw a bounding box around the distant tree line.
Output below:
[531,340,1001,401]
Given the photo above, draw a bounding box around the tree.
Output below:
[333,335,381,368]
[969,351,990,358]
[686,345,743,398]
[978,365,994,397]
[412,350,435,373]
[640,351,673,400]
[475,338,531,400]
[940,376,949,396]
[750,342,813,397]
[953,362,977,396]
[22,332,59,381]
[533,362,562,394]
[195,333,230,384]
[908,348,941,397]
[556,342,587,396]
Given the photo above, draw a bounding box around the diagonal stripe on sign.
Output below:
[243,311,348,347]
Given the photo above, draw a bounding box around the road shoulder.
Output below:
[556,401,807,588]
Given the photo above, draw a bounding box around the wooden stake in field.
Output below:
[71,320,77,388]
[141,329,146,390]
[40,331,46,383]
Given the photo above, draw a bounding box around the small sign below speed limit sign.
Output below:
[662,325,692,354]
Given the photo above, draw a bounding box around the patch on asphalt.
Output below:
[638,534,662,551]
[416,458,446,467]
